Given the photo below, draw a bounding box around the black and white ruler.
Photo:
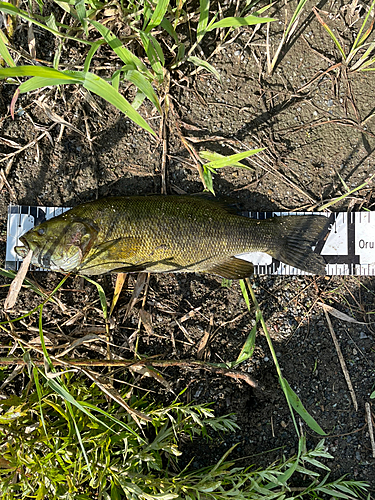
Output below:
[4,205,375,276]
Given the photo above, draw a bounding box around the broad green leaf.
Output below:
[123,68,161,113]
[0,29,16,67]
[0,65,79,80]
[208,15,275,30]
[283,378,327,435]
[132,90,146,110]
[74,0,88,35]
[145,0,169,33]
[0,66,156,135]
[197,0,210,43]
[81,72,156,135]
[235,322,256,365]
[160,17,178,44]
[187,55,221,82]
[202,165,214,194]
[89,20,152,78]
[139,31,164,81]
[202,149,264,169]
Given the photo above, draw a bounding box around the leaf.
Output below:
[202,165,214,194]
[197,0,210,43]
[82,276,108,320]
[122,68,162,113]
[187,55,221,82]
[235,322,256,365]
[0,1,93,45]
[208,15,275,30]
[202,149,264,169]
[89,20,152,78]
[139,31,164,81]
[110,272,127,316]
[4,249,33,311]
[0,66,156,136]
[282,378,327,435]
[0,29,16,67]
[74,0,88,36]
[319,302,367,325]
[145,0,169,33]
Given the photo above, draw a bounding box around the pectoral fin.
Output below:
[207,257,254,279]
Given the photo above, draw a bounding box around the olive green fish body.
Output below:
[16,196,329,278]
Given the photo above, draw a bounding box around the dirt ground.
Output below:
[1,0,375,491]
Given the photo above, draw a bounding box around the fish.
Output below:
[14,196,330,278]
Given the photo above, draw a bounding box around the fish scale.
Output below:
[15,196,330,278]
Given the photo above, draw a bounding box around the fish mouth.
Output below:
[15,236,31,259]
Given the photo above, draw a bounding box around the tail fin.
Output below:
[270,215,330,274]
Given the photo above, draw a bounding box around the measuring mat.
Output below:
[5,205,375,276]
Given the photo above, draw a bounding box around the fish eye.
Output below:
[37,228,45,236]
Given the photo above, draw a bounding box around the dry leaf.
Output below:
[319,302,367,325]
[4,249,33,311]
[139,309,154,335]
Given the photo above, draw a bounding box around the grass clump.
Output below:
[0,0,275,135]
[0,370,369,499]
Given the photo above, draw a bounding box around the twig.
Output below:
[0,356,258,387]
[365,402,375,458]
[0,123,58,163]
[323,308,358,411]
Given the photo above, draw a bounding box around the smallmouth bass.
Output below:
[15,196,329,278]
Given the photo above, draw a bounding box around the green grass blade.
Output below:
[160,17,179,44]
[282,378,327,435]
[202,165,214,194]
[243,278,300,437]
[0,1,93,45]
[139,31,164,81]
[284,0,308,40]
[122,68,162,113]
[82,275,107,320]
[313,9,346,60]
[83,40,104,73]
[145,0,170,33]
[208,15,275,30]
[89,20,152,78]
[5,68,155,134]
[0,65,80,80]
[318,174,374,210]
[80,72,156,136]
[19,76,82,92]
[197,0,210,43]
[148,32,165,66]
[0,29,16,67]
[187,55,221,82]
[74,0,88,36]
[132,90,146,110]
[33,366,49,440]
[351,0,375,53]
[201,149,264,169]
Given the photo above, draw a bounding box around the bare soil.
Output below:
[1,0,375,491]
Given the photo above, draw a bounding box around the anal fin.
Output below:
[207,257,254,279]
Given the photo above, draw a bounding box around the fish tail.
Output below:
[270,215,330,274]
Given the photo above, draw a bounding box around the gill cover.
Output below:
[54,221,97,272]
